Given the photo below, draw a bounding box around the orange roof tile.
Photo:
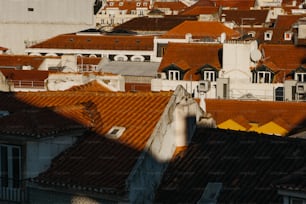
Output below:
[153,1,188,11]
[274,14,306,29]
[259,44,306,74]
[180,6,219,15]
[206,99,306,134]
[30,34,154,51]
[211,0,255,9]
[0,55,58,70]
[14,90,172,191]
[158,42,222,80]
[0,68,49,82]
[113,16,198,32]
[161,21,240,39]
[221,9,269,25]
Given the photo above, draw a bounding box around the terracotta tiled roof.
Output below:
[221,9,269,25]
[11,90,172,191]
[158,42,222,80]
[259,44,306,76]
[0,55,58,70]
[0,68,49,82]
[274,14,306,29]
[206,99,306,135]
[153,1,188,11]
[180,6,219,15]
[160,21,240,39]
[113,16,198,32]
[30,34,154,51]
[66,80,114,92]
[211,0,255,9]
[155,127,306,203]
[0,107,85,139]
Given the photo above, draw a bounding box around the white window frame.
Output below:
[203,71,216,81]
[248,31,256,37]
[284,31,293,41]
[295,73,306,82]
[168,70,180,80]
[0,144,21,188]
[264,31,273,41]
[257,71,271,83]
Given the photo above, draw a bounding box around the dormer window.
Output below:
[143,2,148,6]
[136,2,141,6]
[284,31,293,41]
[168,70,180,80]
[106,126,126,139]
[197,64,218,82]
[295,73,306,82]
[109,2,114,6]
[203,71,216,81]
[248,31,256,38]
[119,2,123,6]
[264,30,273,41]
[252,70,273,83]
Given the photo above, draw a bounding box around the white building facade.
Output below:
[0,0,96,54]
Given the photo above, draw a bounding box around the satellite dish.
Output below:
[250,49,262,62]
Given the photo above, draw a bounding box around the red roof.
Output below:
[30,34,154,51]
[10,90,172,191]
[206,99,306,134]
[161,21,240,39]
[0,55,58,70]
[0,68,49,81]
[158,42,222,80]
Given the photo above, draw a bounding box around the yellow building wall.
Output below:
[218,119,247,131]
[253,121,288,136]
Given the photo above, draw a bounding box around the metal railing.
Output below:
[8,80,45,89]
[0,178,28,203]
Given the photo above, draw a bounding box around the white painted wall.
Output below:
[0,0,94,24]
[128,86,204,203]
[47,73,125,91]
[0,0,95,54]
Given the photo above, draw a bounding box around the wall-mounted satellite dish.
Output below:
[250,49,262,62]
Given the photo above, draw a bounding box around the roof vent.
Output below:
[106,126,126,139]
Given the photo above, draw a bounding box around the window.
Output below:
[106,126,125,139]
[264,31,273,41]
[136,2,141,6]
[253,71,272,83]
[248,31,256,38]
[0,145,21,188]
[295,73,306,82]
[27,8,34,12]
[168,70,180,80]
[284,32,293,40]
[119,2,123,6]
[203,71,216,81]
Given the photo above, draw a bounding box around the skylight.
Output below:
[106,126,126,139]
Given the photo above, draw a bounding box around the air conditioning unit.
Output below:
[197,80,211,93]
[156,73,166,79]
[296,82,306,93]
